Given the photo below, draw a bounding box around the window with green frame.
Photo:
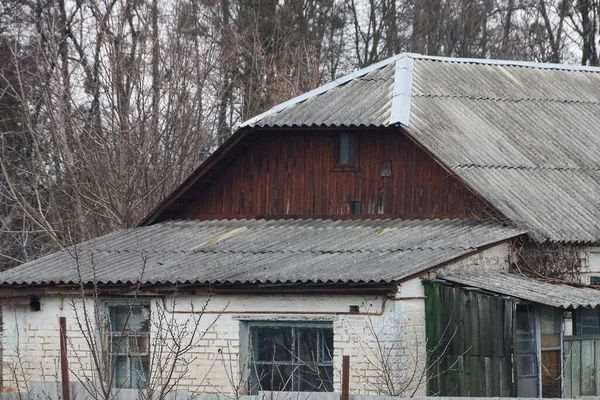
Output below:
[105,301,151,389]
[247,322,334,393]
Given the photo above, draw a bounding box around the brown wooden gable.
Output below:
[144,127,497,223]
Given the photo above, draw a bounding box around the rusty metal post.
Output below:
[59,317,70,400]
[341,355,350,400]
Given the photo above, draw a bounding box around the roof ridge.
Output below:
[454,164,600,172]
[169,217,505,225]
[414,93,600,105]
[409,53,600,73]
[79,246,478,256]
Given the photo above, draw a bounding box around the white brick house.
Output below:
[3,53,600,399]
[0,219,521,397]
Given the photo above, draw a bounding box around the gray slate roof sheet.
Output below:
[0,219,523,286]
[241,54,600,243]
[438,273,600,309]
[409,59,600,243]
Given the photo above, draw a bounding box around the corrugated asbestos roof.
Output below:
[438,273,600,309]
[0,219,523,286]
[240,54,600,243]
[409,58,600,243]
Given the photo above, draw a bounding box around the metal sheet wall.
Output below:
[178,130,492,220]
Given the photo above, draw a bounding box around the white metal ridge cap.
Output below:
[390,55,415,127]
[239,53,409,128]
[406,52,600,73]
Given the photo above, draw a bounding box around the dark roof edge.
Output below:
[0,281,398,296]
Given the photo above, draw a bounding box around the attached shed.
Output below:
[425,274,600,398]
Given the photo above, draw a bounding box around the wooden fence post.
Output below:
[59,316,70,400]
[341,355,350,400]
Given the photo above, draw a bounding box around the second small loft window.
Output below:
[337,133,356,165]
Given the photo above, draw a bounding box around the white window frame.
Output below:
[104,299,151,389]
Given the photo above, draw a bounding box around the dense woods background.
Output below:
[0,0,598,269]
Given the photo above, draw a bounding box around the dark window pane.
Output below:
[297,365,333,392]
[516,309,536,352]
[110,307,129,332]
[298,329,318,363]
[517,354,537,377]
[110,305,150,332]
[320,330,334,362]
[250,324,334,393]
[112,355,129,388]
[338,134,355,164]
[255,364,293,392]
[253,327,293,362]
[579,308,600,335]
[318,366,334,391]
[516,335,536,353]
[131,356,150,389]
[111,336,128,354]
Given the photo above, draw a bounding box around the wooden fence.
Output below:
[564,335,600,397]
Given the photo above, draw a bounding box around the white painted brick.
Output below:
[4,289,430,396]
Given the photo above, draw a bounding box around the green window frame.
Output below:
[246,321,334,394]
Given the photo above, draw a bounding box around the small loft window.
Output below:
[337,133,356,165]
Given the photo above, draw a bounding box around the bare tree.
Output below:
[0,0,222,268]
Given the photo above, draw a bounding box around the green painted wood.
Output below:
[501,357,513,396]
[572,339,582,397]
[448,355,461,395]
[470,293,481,356]
[581,339,595,395]
[594,340,600,395]
[564,340,573,398]
[425,283,514,397]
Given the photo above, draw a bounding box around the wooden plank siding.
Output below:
[564,336,600,397]
[178,129,494,220]
[424,282,513,397]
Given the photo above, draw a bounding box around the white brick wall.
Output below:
[1,290,427,397]
[422,242,511,279]
[2,297,99,392]
[580,246,600,284]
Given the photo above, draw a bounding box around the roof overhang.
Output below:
[434,273,600,309]
[0,218,525,288]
